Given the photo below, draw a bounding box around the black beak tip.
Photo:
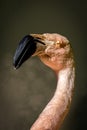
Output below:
[13,62,19,69]
[13,35,37,69]
[14,65,17,69]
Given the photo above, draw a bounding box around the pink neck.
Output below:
[30,67,75,130]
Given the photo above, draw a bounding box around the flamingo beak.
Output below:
[13,35,45,69]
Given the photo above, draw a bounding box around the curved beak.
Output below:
[13,35,45,69]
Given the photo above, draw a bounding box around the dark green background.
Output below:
[0,0,87,130]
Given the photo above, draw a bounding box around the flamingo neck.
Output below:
[30,67,75,130]
[55,67,75,101]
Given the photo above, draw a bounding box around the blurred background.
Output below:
[0,0,87,130]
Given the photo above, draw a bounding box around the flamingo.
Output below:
[13,33,75,130]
